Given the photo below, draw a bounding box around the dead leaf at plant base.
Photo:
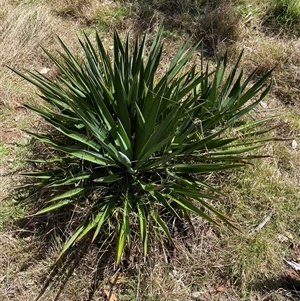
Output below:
[103,288,120,301]
[214,285,226,292]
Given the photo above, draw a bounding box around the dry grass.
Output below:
[133,0,241,55]
[192,0,241,55]
[237,30,300,106]
[1,0,300,300]
[0,0,84,110]
[0,2,52,69]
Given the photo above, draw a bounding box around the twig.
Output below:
[283,258,300,275]
[136,265,141,301]
[249,210,274,236]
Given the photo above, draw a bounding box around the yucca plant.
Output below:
[12,27,274,265]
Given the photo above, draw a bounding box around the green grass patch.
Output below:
[265,0,300,35]
[95,5,131,30]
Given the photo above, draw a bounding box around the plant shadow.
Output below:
[8,132,200,300]
[252,273,300,300]
[13,194,117,301]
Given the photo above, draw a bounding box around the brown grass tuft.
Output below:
[192,1,241,56]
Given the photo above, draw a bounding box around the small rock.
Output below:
[260,101,268,108]
[278,234,289,243]
[292,139,297,150]
[23,237,32,242]
[40,67,50,74]
[191,291,203,299]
